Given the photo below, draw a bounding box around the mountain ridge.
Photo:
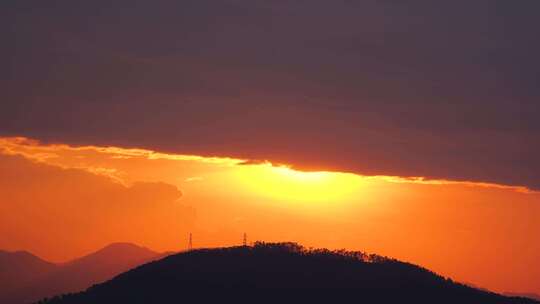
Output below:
[36,242,539,304]
[0,243,164,304]
[0,249,58,294]
[505,292,540,301]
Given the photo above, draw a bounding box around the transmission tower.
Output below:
[243,232,247,246]
[188,232,193,251]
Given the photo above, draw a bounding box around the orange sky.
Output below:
[0,136,538,295]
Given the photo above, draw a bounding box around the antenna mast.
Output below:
[243,232,247,246]
[188,232,193,251]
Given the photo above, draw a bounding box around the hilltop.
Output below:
[38,242,538,304]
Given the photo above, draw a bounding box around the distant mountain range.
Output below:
[0,250,57,295]
[33,242,539,304]
[0,243,166,304]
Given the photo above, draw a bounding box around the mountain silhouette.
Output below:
[0,243,164,304]
[37,242,538,304]
[0,250,58,295]
[505,292,540,301]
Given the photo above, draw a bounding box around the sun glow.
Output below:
[233,163,364,206]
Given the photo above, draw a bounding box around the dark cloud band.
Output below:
[1,0,539,189]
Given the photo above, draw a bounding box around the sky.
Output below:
[1,0,539,296]
[1,137,539,295]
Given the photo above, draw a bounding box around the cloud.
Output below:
[0,0,539,189]
[1,136,536,194]
[0,154,194,261]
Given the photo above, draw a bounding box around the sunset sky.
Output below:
[1,0,539,298]
[1,137,538,295]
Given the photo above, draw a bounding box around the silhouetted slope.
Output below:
[0,250,58,294]
[38,243,539,304]
[505,292,540,301]
[1,243,163,304]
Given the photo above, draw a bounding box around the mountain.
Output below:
[37,242,539,304]
[505,292,540,301]
[0,243,164,304]
[0,250,58,293]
